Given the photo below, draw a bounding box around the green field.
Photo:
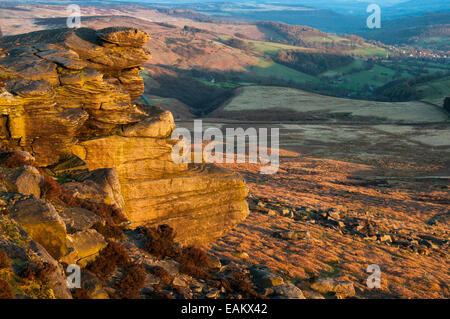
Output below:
[342,65,398,87]
[220,35,314,55]
[193,55,450,102]
[249,40,312,55]
[414,76,450,105]
[320,59,367,77]
[218,85,448,123]
[247,58,318,84]
[414,36,450,49]
[194,34,449,104]
[349,46,388,57]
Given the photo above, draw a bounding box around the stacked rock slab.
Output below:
[0,27,249,245]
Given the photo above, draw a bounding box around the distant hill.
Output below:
[1,4,448,115]
[161,1,450,33]
[255,21,370,52]
[154,8,219,23]
[357,13,450,51]
[215,7,364,34]
[383,0,450,18]
[256,22,328,46]
[278,0,450,18]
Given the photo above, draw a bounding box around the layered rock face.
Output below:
[0,27,249,245]
[0,27,150,164]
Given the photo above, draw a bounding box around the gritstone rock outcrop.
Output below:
[0,27,249,246]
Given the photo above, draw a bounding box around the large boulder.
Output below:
[0,27,249,246]
[97,27,151,48]
[310,278,356,299]
[62,180,110,204]
[74,134,249,245]
[250,265,284,288]
[69,168,125,210]
[7,197,68,259]
[0,27,151,165]
[0,165,42,198]
[0,216,72,299]
[122,106,175,138]
[60,207,103,232]
[273,283,306,299]
[61,229,107,267]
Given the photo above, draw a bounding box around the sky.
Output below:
[2,0,446,15]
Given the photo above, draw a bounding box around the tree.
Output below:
[444,97,450,113]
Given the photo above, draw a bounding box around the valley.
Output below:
[0,1,448,300]
[1,3,448,116]
[210,86,448,122]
